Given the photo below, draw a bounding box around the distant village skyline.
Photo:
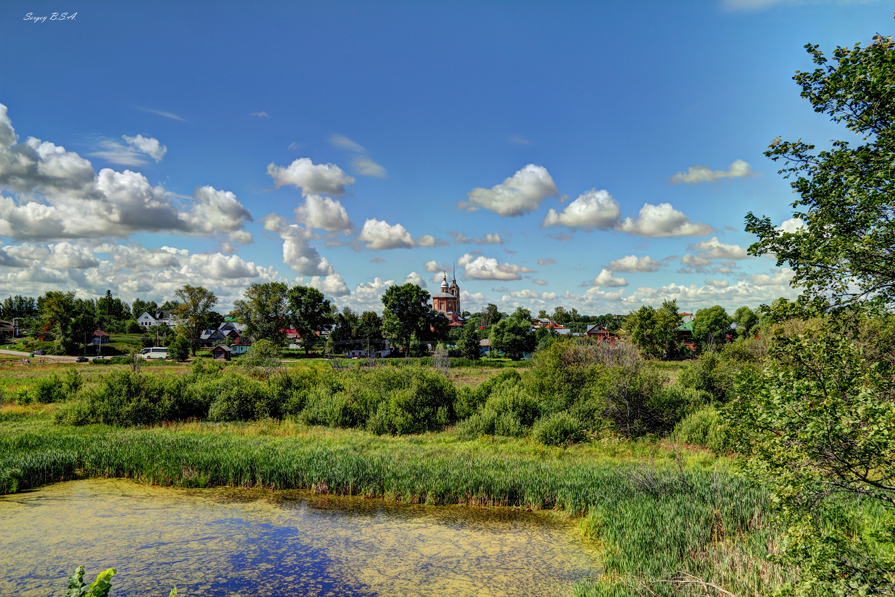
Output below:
[0,0,888,314]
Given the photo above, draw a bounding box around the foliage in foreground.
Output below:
[66,566,176,597]
[729,319,895,596]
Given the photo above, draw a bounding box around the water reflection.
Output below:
[0,479,596,596]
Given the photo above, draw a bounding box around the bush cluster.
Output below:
[46,336,749,447]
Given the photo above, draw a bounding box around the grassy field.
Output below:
[0,353,782,596]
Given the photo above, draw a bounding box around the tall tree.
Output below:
[509,307,532,322]
[329,306,360,351]
[745,35,895,307]
[626,300,682,359]
[356,311,383,352]
[458,322,481,360]
[286,285,333,355]
[38,291,78,354]
[232,282,290,344]
[480,303,503,328]
[693,305,732,349]
[174,285,218,356]
[489,317,535,360]
[131,298,159,320]
[71,299,96,353]
[96,290,130,333]
[381,283,431,356]
[1,295,38,321]
[733,305,759,338]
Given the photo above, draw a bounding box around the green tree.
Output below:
[286,285,333,355]
[692,305,732,349]
[330,306,359,351]
[357,311,383,342]
[38,291,79,354]
[125,319,142,334]
[745,35,895,308]
[733,305,759,339]
[130,298,158,320]
[167,335,190,362]
[425,310,451,345]
[552,306,569,325]
[71,299,96,354]
[96,290,130,333]
[626,300,682,359]
[729,322,895,595]
[174,285,218,356]
[489,317,535,360]
[458,322,481,360]
[381,283,431,356]
[481,303,503,328]
[231,281,290,344]
[626,306,660,358]
[509,306,532,322]
[1,295,37,320]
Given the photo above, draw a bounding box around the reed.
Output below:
[0,420,788,595]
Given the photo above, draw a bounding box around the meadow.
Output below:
[0,341,794,596]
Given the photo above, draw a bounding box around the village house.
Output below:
[585,324,616,344]
[136,310,178,329]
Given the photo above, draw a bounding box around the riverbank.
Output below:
[0,409,790,596]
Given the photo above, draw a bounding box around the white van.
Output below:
[141,347,169,360]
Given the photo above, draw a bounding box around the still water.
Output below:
[0,479,597,596]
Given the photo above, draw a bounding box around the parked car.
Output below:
[76,356,89,363]
[34,349,45,355]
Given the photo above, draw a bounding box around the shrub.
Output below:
[366,368,456,435]
[28,374,65,404]
[62,368,84,397]
[70,370,195,426]
[526,339,617,414]
[532,412,587,446]
[455,384,540,439]
[672,405,729,453]
[207,375,272,422]
[678,339,766,403]
[644,384,711,435]
[454,368,524,419]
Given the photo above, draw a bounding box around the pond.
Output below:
[0,479,598,596]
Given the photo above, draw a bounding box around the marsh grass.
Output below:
[0,417,786,595]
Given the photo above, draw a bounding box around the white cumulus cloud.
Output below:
[358,219,415,250]
[458,253,534,281]
[267,157,355,197]
[294,194,353,231]
[617,203,713,237]
[460,164,558,216]
[542,189,621,230]
[687,236,749,260]
[122,135,167,162]
[607,255,664,273]
[587,268,628,288]
[404,271,427,288]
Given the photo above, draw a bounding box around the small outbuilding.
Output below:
[92,330,110,345]
[211,344,232,361]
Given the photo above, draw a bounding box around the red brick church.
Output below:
[432,271,464,327]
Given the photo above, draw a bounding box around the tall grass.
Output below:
[0,421,789,595]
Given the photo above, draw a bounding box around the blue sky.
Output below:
[0,0,889,315]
